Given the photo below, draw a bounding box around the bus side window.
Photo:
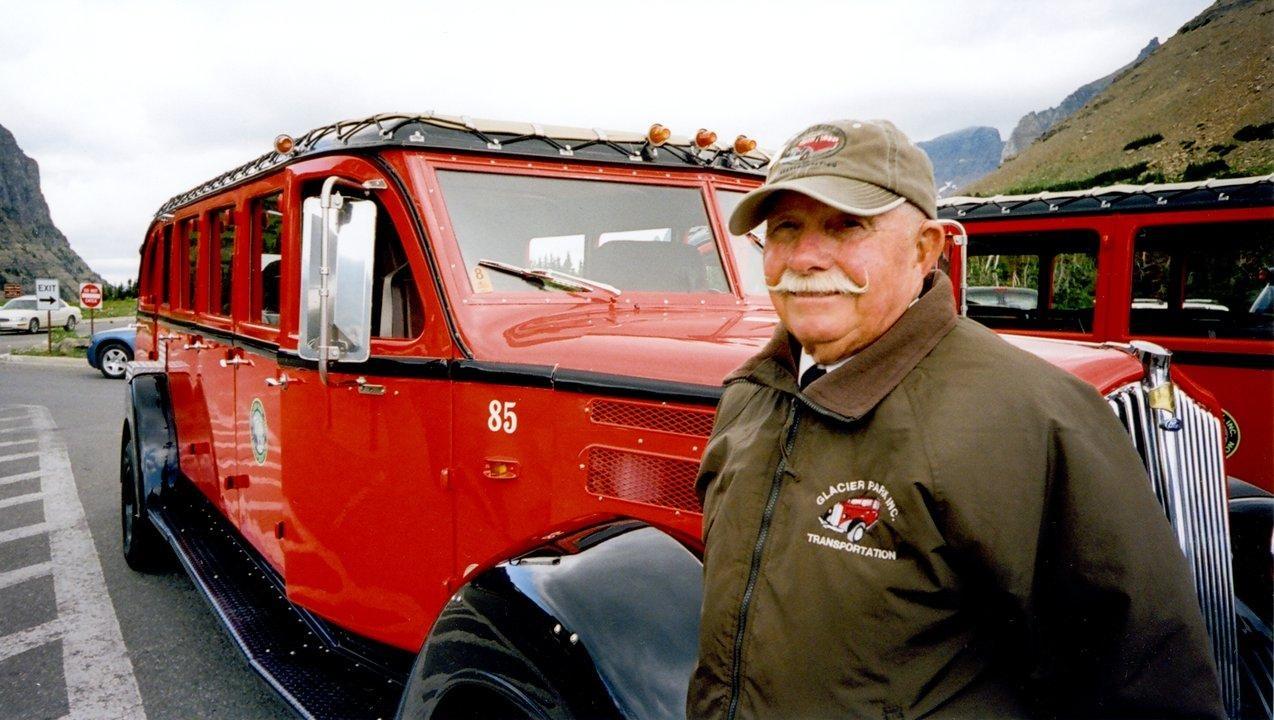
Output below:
[180,216,201,311]
[370,207,424,339]
[209,207,235,317]
[301,181,423,340]
[1131,220,1274,340]
[251,193,283,326]
[964,230,1099,334]
[161,224,173,307]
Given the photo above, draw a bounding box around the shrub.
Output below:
[1123,133,1164,151]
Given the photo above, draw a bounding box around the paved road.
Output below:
[0,362,291,719]
[0,316,135,355]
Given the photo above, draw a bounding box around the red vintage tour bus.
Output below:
[122,113,1264,719]
[938,178,1273,491]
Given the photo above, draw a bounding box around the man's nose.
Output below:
[785,229,833,273]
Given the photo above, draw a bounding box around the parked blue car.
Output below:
[87,326,136,379]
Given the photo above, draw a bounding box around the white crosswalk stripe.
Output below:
[0,491,42,509]
[0,521,52,544]
[0,469,42,486]
[0,560,53,590]
[0,450,38,463]
[0,618,64,662]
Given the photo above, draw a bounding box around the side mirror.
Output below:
[298,188,376,373]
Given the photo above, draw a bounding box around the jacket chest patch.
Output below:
[809,481,899,560]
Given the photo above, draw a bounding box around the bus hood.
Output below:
[462,304,1160,397]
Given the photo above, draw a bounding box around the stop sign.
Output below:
[79,282,103,309]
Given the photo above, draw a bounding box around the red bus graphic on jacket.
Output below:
[820,496,881,542]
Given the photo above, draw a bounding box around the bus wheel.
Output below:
[120,431,169,571]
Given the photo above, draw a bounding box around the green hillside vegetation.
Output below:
[968,0,1273,195]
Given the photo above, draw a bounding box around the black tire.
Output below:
[120,428,169,571]
[65,314,77,331]
[97,342,133,379]
[27,317,38,334]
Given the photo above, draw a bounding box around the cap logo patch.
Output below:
[777,125,845,165]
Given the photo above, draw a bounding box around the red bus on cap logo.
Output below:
[778,125,845,164]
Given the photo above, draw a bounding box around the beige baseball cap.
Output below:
[728,119,936,235]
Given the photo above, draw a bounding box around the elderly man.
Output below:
[687,120,1223,719]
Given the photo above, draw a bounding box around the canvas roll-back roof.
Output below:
[155,112,772,218]
[938,174,1273,220]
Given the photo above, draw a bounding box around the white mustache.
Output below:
[766,268,870,295]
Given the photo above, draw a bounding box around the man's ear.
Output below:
[915,220,946,272]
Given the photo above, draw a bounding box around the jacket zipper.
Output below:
[726,398,801,720]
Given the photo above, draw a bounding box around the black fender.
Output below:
[123,372,181,511]
[1227,476,1272,719]
[397,523,704,720]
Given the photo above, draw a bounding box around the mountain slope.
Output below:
[1001,38,1160,162]
[0,123,100,297]
[969,0,1273,195]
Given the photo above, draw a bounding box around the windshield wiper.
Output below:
[477,259,621,297]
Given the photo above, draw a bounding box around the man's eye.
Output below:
[829,218,864,235]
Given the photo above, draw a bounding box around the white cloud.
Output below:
[1,0,1213,284]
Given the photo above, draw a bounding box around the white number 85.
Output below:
[487,400,518,434]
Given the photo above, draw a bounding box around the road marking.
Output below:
[0,416,29,428]
[0,521,52,544]
[0,451,38,463]
[30,404,147,720]
[0,617,64,662]
[0,560,53,590]
[0,427,33,435]
[0,491,42,509]
[0,438,37,449]
[0,469,42,486]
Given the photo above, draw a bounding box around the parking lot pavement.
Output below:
[0,404,145,720]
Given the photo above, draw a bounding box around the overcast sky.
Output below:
[1,0,1212,284]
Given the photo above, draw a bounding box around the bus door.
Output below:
[279,159,454,649]
[230,189,289,572]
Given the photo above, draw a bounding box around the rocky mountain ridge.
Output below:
[0,123,100,298]
[969,0,1273,194]
[917,126,1004,197]
[1001,37,1161,162]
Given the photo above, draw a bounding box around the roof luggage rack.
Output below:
[938,175,1274,220]
[156,112,771,218]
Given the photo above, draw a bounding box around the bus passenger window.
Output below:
[251,193,283,326]
[161,225,173,306]
[182,217,201,311]
[210,208,235,316]
[965,231,1099,334]
[1131,220,1274,339]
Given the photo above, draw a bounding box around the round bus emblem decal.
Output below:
[250,398,269,465]
[1222,410,1239,458]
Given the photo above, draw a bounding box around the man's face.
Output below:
[762,191,935,362]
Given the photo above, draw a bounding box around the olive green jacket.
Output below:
[688,273,1223,720]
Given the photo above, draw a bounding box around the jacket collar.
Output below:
[728,271,958,421]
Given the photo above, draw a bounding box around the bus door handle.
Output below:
[220,354,254,368]
[265,373,299,389]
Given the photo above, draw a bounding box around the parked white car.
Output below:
[0,295,81,333]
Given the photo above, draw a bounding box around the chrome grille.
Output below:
[1107,382,1239,715]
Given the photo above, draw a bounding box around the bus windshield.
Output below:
[436,170,730,295]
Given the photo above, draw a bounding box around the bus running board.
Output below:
[147,481,410,720]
